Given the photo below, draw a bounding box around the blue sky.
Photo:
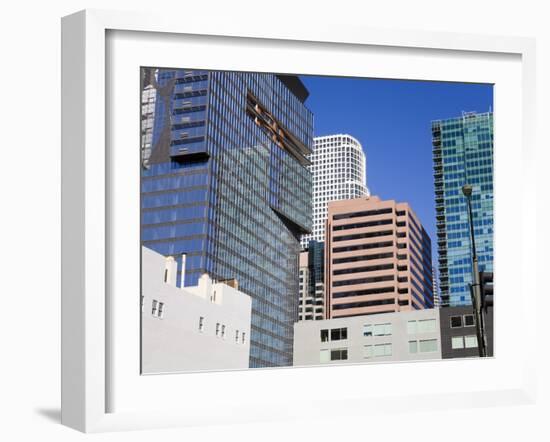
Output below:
[299,75,493,267]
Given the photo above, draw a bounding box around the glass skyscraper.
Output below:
[298,240,325,321]
[432,112,493,307]
[141,68,313,367]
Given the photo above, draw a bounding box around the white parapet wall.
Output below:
[141,246,252,374]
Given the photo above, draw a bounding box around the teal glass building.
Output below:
[141,68,313,367]
[432,112,493,307]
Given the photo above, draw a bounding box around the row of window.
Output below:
[451,335,478,349]
[207,318,246,344]
[319,319,437,343]
[320,327,347,342]
[450,314,475,328]
[319,338,439,362]
[145,299,247,345]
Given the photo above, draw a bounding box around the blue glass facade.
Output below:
[141,68,313,367]
[307,240,324,291]
[432,112,493,306]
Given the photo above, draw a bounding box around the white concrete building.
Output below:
[300,134,369,248]
[141,246,252,374]
[293,308,441,366]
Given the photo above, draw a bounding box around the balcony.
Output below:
[171,125,206,144]
[174,86,208,99]
[174,79,208,94]
[170,138,209,162]
[173,95,208,113]
[171,112,207,128]
[176,71,208,83]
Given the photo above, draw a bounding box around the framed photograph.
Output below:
[61,9,537,433]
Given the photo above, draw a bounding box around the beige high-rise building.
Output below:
[325,196,433,318]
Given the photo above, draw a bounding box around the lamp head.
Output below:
[462,184,473,197]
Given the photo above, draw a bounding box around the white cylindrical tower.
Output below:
[301,134,369,248]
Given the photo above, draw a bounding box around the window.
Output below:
[407,321,417,334]
[419,339,438,353]
[152,300,158,316]
[464,315,475,327]
[364,345,374,358]
[320,349,330,363]
[418,319,436,333]
[221,324,226,339]
[215,322,221,337]
[363,324,373,337]
[373,343,392,357]
[464,335,478,348]
[451,336,464,349]
[235,330,239,343]
[374,323,392,336]
[409,341,418,354]
[330,328,348,341]
[198,316,205,332]
[242,332,246,345]
[450,316,463,328]
[157,302,164,319]
[320,329,329,342]
[330,348,348,361]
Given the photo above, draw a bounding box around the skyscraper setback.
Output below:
[432,112,493,307]
[324,196,433,318]
[140,68,314,367]
[300,134,369,248]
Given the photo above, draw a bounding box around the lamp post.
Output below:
[462,184,487,357]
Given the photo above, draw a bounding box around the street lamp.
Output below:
[462,184,487,357]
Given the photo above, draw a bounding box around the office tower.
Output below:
[325,196,433,319]
[300,134,369,248]
[298,240,325,321]
[140,68,313,368]
[141,246,252,374]
[432,112,493,306]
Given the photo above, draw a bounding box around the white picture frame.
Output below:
[61,9,537,433]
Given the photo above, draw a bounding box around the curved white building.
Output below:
[301,134,369,248]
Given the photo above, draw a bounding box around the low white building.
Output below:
[142,246,252,374]
[293,308,442,366]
